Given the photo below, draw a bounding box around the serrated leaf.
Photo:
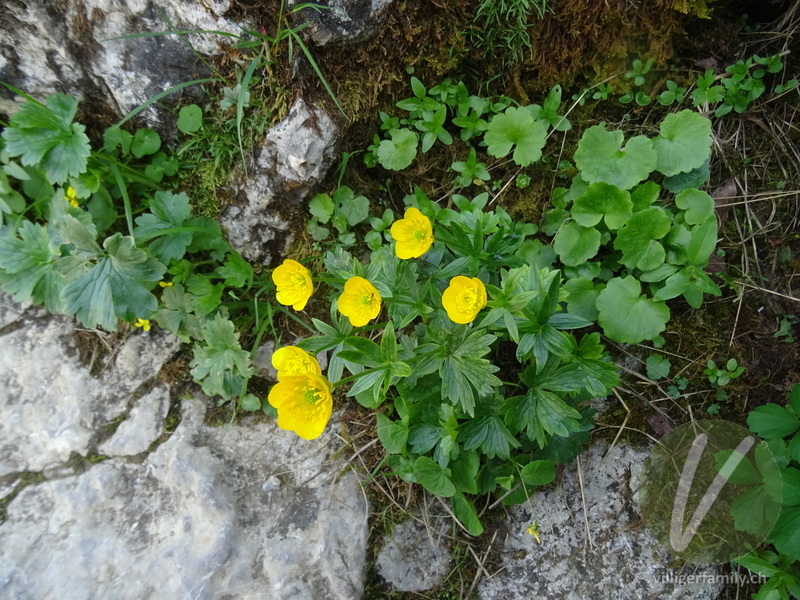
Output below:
[485,107,549,167]
[553,222,601,266]
[571,182,633,230]
[414,456,456,497]
[189,313,254,399]
[62,233,166,329]
[377,128,418,170]
[596,276,670,343]
[461,414,520,460]
[134,191,193,264]
[574,124,657,190]
[309,194,334,223]
[675,188,714,225]
[614,207,672,271]
[376,413,407,454]
[0,221,63,311]
[748,404,800,440]
[771,506,800,561]
[216,251,253,287]
[153,283,202,341]
[653,110,712,176]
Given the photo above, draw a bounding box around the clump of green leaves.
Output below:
[470,0,553,70]
[736,384,800,598]
[298,188,619,535]
[0,92,273,414]
[543,109,720,344]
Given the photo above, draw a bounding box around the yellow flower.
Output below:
[527,522,542,544]
[272,346,322,380]
[390,206,434,259]
[268,374,333,440]
[134,318,151,332]
[65,187,79,208]
[158,281,174,288]
[442,276,487,324]
[338,276,382,327]
[272,259,313,311]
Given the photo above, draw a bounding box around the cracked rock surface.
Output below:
[0,295,368,600]
[477,443,724,600]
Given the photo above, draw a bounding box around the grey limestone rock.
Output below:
[98,384,171,457]
[291,0,395,45]
[0,305,180,477]
[0,399,369,600]
[221,97,339,263]
[0,0,241,123]
[375,516,453,593]
[478,442,724,600]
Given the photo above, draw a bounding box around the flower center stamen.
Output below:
[303,388,321,405]
[456,287,479,312]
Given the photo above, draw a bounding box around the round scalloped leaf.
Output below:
[653,110,712,177]
[663,159,711,194]
[377,128,419,170]
[674,188,715,225]
[574,124,657,190]
[631,181,661,212]
[614,207,672,271]
[596,276,670,343]
[564,277,601,322]
[485,107,549,167]
[553,222,601,266]
[571,182,632,230]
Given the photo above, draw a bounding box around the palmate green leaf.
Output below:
[437,328,502,417]
[664,160,711,194]
[62,233,166,330]
[135,191,193,264]
[571,182,633,230]
[504,388,582,448]
[485,107,548,167]
[216,251,253,287]
[335,186,370,226]
[614,207,672,271]
[771,506,800,561]
[376,413,408,454]
[309,193,334,223]
[461,414,520,460]
[189,313,254,399]
[596,276,670,343]
[553,222,601,266]
[748,404,800,440]
[675,188,714,225]
[574,124,657,190]
[653,110,712,176]
[377,128,418,170]
[3,123,91,186]
[153,284,203,342]
[0,221,63,311]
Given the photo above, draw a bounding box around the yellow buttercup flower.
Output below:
[272,346,322,380]
[442,276,487,324]
[390,206,434,259]
[268,374,333,440]
[338,276,382,327]
[65,187,79,208]
[272,259,313,311]
[134,318,151,332]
